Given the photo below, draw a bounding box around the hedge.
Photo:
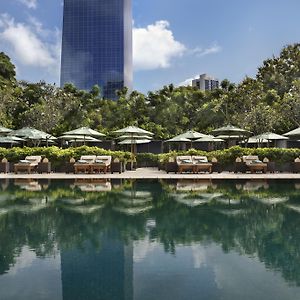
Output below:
[157,146,300,166]
[0,146,133,170]
[0,146,299,169]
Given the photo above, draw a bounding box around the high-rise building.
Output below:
[60,0,133,99]
[192,74,219,91]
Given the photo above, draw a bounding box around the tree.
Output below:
[257,43,300,96]
[0,52,16,87]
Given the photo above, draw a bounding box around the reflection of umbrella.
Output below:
[212,125,252,138]
[284,127,300,138]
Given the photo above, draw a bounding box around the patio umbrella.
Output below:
[166,137,191,142]
[119,139,151,145]
[9,127,55,146]
[195,135,225,142]
[59,135,98,140]
[113,126,154,136]
[215,135,242,140]
[175,130,209,140]
[284,127,300,139]
[249,132,288,147]
[63,127,105,145]
[114,126,153,169]
[165,137,191,151]
[0,136,21,146]
[194,135,224,151]
[212,125,252,138]
[118,135,153,140]
[170,130,209,148]
[0,126,13,135]
[245,137,269,144]
[69,137,102,143]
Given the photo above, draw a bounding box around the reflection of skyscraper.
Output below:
[61,233,133,300]
[60,0,133,99]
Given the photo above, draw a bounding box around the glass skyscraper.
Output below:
[60,0,133,99]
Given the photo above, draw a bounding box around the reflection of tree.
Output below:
[0,180,300,286]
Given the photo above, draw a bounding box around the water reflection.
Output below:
[0,179,299,299]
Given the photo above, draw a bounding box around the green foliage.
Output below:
[0,52,16,86]
[158,146,300,166]
[0,43,300,138]
[0,146,132,168]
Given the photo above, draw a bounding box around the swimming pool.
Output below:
[0,179,299,300]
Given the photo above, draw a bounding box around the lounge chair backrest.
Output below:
[80,155,96,163]
[25,156,42,165]
[192,156,209,164]
[176,156,192,165]
[96,155,112,166]
[242,155,259,165]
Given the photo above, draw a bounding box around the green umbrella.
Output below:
[195,135,224,142]
[59,135,97,140]
[64,127,105,137]
[212,125,252,138]
[215,135,244,140]
[9,127,55,146]
[253,132,288,140]
[69,137,102,143]
[118,135,153,140]
[119,139,151,145]
[63,127,105,145]
[284,127,300,138]
[245,137,269,144]
[114,126,154,169]
[166,137,191,142]
[113,126,154,136]
[0,136,20,144]
[175,130,209,140]
[0,126,12,135]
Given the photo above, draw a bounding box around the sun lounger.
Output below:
[242,156,267,173]
[14,156,42,174]
[74,155,96,174]
[90,156,112,174]
[192,156,212,173]
[176,156,194,173]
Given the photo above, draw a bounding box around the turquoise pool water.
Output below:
[0,179,300,300]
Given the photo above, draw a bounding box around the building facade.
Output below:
[192,74,219,91]
[60,0,133,99]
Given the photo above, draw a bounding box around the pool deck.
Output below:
[0,168,300,180]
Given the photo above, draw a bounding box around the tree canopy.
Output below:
[0,43,299,138]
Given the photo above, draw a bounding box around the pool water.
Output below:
[0,179,300,300]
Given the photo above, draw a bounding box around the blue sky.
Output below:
[0,0,299,93]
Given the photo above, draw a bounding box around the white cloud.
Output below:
[19,0,37,9]
[133,21,186,71]
[190,43,222,57]
[133,21,221,72]
[0,14,60,74]
[178,75,199,87]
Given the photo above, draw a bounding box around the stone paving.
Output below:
[1,168,300,180]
